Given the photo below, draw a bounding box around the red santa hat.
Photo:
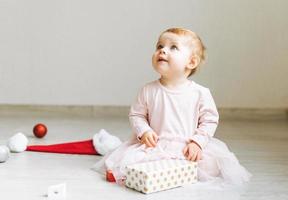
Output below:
[6,129,122,156]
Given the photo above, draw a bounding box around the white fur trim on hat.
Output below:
[93,129,122,156]
[7,132,28,153]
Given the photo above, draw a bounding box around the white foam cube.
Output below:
[47,183,66,200]
[125,159,197,194]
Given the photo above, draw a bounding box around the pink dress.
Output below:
[93,80,251,185]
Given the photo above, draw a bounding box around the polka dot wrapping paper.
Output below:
[125,159,197,194]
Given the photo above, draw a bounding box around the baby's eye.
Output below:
[171,45,178,50]
[157,44,163,50]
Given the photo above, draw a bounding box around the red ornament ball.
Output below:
[33,123,47,138]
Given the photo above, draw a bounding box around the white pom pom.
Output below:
[93,129,122,156]
[7,132,28,153]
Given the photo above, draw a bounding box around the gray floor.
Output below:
[0,111,288,200]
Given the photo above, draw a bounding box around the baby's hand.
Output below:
[183,142,202,161]
[140,131,158,148]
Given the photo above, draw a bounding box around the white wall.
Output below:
[0,0,287,108]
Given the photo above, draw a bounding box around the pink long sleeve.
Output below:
[190,88,219,149]
[129,80,219,148]
[129,86,153,139]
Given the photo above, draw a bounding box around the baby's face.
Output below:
[152,32,194,79]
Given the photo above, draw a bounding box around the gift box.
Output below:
[125,159,197,194]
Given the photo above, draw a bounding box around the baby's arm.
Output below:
[129,86,155,143]
[189,88,219,149]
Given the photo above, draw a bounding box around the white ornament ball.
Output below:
[0,145,10,163]
[7,132,28,153]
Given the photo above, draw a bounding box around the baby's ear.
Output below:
[187,56,200,70]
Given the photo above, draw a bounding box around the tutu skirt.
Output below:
[93,136,251,185]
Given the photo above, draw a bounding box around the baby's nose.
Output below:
[160,48,167,54]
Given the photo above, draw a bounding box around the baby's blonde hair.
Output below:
[161,28,206,77]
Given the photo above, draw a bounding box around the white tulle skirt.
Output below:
[93,137,251,185]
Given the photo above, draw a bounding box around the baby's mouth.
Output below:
[158,58,168,62]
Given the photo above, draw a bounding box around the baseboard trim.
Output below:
[218,108,288,120]
[0,105,130,118]
[0,105,287,120]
